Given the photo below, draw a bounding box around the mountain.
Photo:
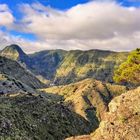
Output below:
[29,49,128,85]
[0,45,128,85]
[0,44,139,140]
[41,78,127,127]
[53,50,128,85]
[66,87,140,140]
[0,56,44,89]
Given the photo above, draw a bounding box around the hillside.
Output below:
[66,87,140,140]
[0,56,44,89]
[54,50,128,85]
[0,45,128,85]
[41,78,127,127]
[0,93,93,140]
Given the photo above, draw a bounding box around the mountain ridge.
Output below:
[0,44,129,85]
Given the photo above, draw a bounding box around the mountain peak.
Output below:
[0,44,27,61]
[3,44,24,53]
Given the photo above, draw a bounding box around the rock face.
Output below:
[66,87,140,140]
[0,45,128,85]
[0,56,44,89]
[92,87,140,140]
[42,78,127,129]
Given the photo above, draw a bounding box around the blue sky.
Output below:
[0,0,91,41]
[0,0,140,52]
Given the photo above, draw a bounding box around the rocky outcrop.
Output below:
[91,87,140,140]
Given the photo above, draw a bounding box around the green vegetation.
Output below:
[54,50,128,85]
[0,45,128,85]
[113,48,140,87]
[0,54,93,140]
[0,94,92,140]
[0,44,139,140]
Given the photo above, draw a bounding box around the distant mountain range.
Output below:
[0,44,128,85]
[0,44,139,140]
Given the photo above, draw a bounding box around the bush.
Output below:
[113,48,140,87]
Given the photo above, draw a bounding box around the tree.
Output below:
[113,48,140,87]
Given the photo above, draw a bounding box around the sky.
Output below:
[0,0,140,53]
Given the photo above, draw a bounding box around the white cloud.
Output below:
[0,1,140,52]
[0,4,14,26]
[18,2,140,40]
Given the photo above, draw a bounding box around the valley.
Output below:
[0,44,139,140]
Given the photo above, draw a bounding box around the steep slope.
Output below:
[66,87,140,140]
[0,45,128,85]
[0,74,36,95]
[29,49,66,80]
[41,78,127,128]
[0,56,44,89]
[30,49,128,85]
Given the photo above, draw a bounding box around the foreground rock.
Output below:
[66,87,140,140]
